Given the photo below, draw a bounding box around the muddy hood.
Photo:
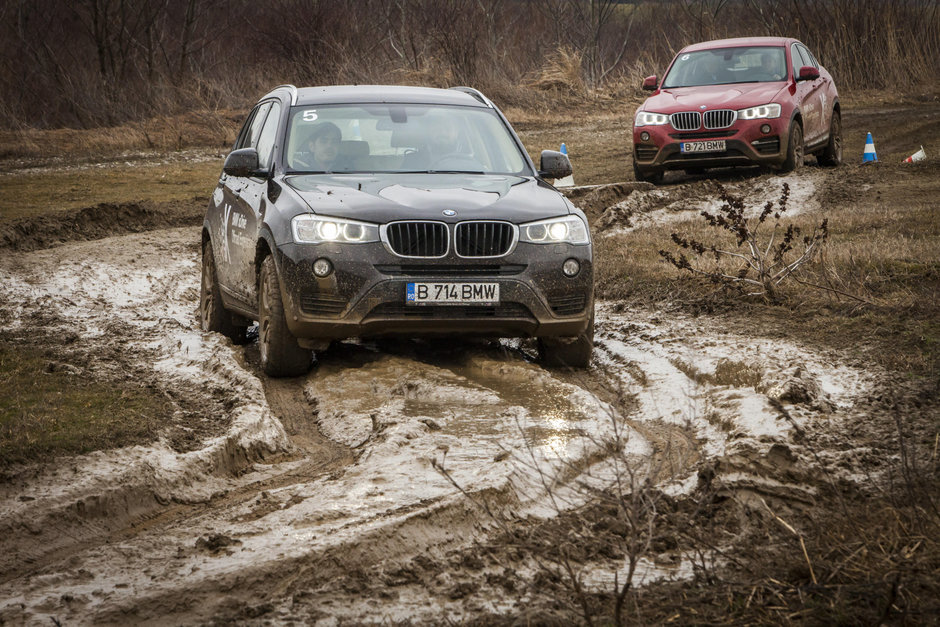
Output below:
[285,173,571,224]
[643,83,787,113]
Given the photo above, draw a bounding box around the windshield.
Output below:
[284,104,530,175]
[662,46,787,88]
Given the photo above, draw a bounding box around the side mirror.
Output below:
[538,150,572,180]
[223,147,264,177]
[797,66,820,82]
[642,75,659,91]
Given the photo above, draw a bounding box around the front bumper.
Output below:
[275,240,593,341]
[633,116,790,172]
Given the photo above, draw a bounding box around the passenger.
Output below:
[295,122,343,171]
[402,115,462,169]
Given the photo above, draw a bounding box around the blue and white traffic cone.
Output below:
[863,132,878,163]
[555,142,574,187]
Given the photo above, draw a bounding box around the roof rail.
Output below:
[267,84,298,106]
[449,86,493,108]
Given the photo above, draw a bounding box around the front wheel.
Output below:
[200,240,247,343]
[633,160,663,185]
[817,111,843,166]
[538,312,594,368]
[258,256,311,377]
[780,122,804,173]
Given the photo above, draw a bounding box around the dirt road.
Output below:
[0,162,894,623]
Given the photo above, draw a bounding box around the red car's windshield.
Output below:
[662,46,787,88]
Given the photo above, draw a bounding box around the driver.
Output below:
[295,122,343,171]
[761,53,783,80]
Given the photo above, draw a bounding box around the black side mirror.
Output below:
[797,66,820,81]
[223,147,264,177]
[538,150,572,180]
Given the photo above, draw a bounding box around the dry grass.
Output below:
[0,109,240,162]
[0,160,218,222]
[527,47,586,94]
[0,342,170,467]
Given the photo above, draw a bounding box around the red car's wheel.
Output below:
[633,159,663,184]
[817,111,843,166]
[780,123,804,173]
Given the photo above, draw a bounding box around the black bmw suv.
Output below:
[201,84,594,376]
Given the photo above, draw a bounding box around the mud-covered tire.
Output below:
[538,311,594,368]
[258,256,311,377]
[201,241,247,344]
[817,111,843,166]
[780,122,804,173]
[633,160,663,185]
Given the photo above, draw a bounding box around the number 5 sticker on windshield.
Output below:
[302,110,318,122]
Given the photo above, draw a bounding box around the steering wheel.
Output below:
[432,153,483,170]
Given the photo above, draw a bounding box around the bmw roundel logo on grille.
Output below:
[443,209,457,216]
[699,105,707,109]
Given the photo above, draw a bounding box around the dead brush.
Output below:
[659,183,828,303]
[528,47,587,95]
[433,402,671,626]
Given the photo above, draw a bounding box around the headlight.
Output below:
[520,215,589,245]
[291,215,379,244]
[635,111,669,127]
[737,103,781,120]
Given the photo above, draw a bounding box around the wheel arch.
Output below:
[255,229,276,288]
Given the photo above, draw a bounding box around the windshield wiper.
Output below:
[394,169,487,175]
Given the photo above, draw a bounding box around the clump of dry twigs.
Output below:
[659,183,829,303]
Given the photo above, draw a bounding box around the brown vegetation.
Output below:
[1,0,938,131]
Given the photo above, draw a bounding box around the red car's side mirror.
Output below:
[642,75,659,91]
[797,66,820,81]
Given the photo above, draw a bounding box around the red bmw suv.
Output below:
[632,37,842,183]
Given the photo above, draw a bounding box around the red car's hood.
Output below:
[642,82,787,113]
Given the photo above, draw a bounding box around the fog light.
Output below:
[313,258,333,277]
[761,124,771,134]
[562,258,580,277]
[641,131,650,142]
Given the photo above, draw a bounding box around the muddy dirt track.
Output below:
[0,104,937,624]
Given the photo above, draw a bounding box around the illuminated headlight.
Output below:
[634,111,669,127]
[737,103,781,120]
[520,216,589,245]
[291,215,379,244]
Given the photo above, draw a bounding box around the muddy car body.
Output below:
[201,84,594,376]
[633,37,842,183]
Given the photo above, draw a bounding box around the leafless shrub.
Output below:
[659,183,831,303]
[1,0,938,130]
[434,398,679,625]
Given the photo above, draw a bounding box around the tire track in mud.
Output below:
[84,338,686,624]
[1,170,859,621]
